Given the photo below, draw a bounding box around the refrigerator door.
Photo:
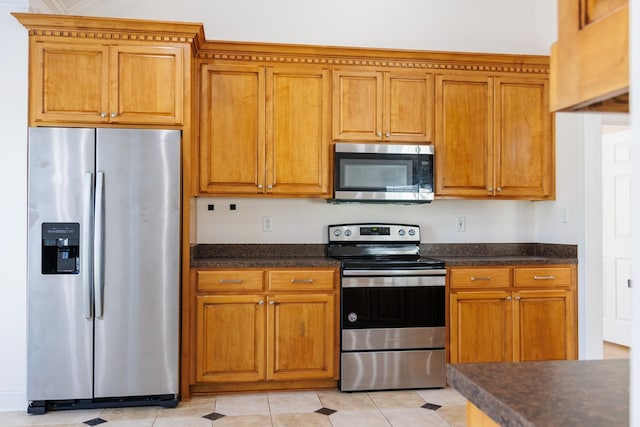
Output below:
[27,127,95,401]
[93,129,180,397]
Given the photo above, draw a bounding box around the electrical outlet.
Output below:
[561,207,569,223]
[262,216,273,232]
[456,217,466,232]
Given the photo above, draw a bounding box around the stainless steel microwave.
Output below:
[333,143,434,203]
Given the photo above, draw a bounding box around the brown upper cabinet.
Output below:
[199,64,330,196]
[550,0,628,112]
[14,13,200,127]
[435,73,554,200]
[332,70,434,142]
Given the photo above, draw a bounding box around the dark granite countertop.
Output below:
[447,359,629,427]
[191,244,341,269]
[191,243,577,269]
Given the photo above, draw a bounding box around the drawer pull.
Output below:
[219,279,243,284]
[291,278,314,284]
[470,276,491,281]
[533,275,555,280]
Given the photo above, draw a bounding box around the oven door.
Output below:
[341,270,445,329]
[333,143,434,202]
[341,270,445,350]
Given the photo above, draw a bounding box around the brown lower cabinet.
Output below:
[192,268,339,392]
[448,265,577,363]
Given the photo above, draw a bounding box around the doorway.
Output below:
[601,124,632,349]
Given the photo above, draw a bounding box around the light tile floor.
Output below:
[0,388,467,427]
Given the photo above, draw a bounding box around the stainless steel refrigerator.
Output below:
[27,127,180,414]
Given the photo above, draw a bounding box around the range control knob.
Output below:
[408,229,416,236]
[344,229,352,237]
[398,229,406,236]
[347,312,358,323]
[333,229,341,237]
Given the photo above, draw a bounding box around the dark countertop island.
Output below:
[447,359,629,427]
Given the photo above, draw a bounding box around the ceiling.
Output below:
[28,0,138,16]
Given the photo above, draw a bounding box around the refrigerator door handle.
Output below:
[94,171,105,319]
[82,172,94,320]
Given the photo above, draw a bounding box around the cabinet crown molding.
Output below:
[12,12,206,52]
[197,41,550,75]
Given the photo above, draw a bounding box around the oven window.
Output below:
[341,286,444,329]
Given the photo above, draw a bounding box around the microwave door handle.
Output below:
[94,171,105,318]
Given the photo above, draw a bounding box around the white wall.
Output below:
[0,0,578,412]
[0,0,29,411]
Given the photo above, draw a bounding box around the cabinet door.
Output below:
[267,294,335,380]
[494,77,553,199]
[514,289,577,361]
[268,269,335,292]
[332,71,383,141]
[449,291,512,363]
[266,67,330,195]
[435,74,494,197]
[385,72,434,142]
[196,295,266,382]
[199,65,266,194]
[110,44,185,125]
[30,40,109,124]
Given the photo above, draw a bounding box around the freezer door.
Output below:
[27,127,95,401]
[93,129,180,397]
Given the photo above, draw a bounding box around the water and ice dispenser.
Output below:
[41,223,80,274]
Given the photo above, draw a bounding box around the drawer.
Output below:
[197,270,264,292]
[449,267,511,289]
[513,266,574,288]
[268,269,335,291]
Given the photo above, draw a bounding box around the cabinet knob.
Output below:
[506,296,512,301]
[267,184,273,189]
[487,187,493,192]
[385,132,391,137]
[100,112,107,118]
[257,184,263,189]
[258,300,264,305]
[515,295,521,301]
[496,187,502,192]
[269,300,276,305]
[110,112,118,118]
[376,132,382,137]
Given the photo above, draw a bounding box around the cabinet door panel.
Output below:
[197,270,264,292]
[267,68,330,195]
[268,269,335,291]
[449,291,512,363]
[333,71,383,141]
[267,294,335,380]
[385,72,434,142]
[495,78,553,198]
[196,295,265,382]
[111,45,184,125]
[31,40,109,124]
[435,75,493,197]
[449,267,511,289]
[515,290,577,361]
[199,65,265,194]
[513,266,574,288]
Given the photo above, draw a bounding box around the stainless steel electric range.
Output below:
[327,223,446,392]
